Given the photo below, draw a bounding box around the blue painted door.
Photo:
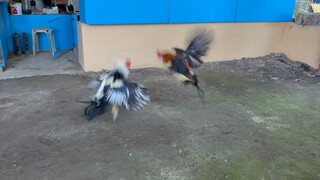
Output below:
[236,0,296,22]
[79,0,169,24]
[169,0,238,23]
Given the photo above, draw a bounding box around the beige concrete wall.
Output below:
[78,22,320,71]
[276,23,320,68]
[77,22,85,68]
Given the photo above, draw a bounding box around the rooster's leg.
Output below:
[111,105,119,122]
[174,73,191,83]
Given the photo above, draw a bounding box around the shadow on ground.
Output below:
[0,53,319,179]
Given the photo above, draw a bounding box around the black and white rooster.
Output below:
[84,59,150,121]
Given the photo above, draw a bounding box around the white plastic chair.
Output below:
[32,27,56,56]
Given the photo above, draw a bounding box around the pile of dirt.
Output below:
[85,53,317,83]
[201,53,316,82]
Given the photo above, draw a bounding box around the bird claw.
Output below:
[197,87,205,99]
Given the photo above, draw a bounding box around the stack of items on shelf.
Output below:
[8,0,78,15]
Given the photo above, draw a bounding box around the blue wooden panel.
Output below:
[236,0,296,22]
[79,0,169,24]
[4,4,13,52]
[9,15,75,52]
[170,0,238,23]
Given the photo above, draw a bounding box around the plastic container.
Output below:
[10,3,23,15]
[34,0,44,12]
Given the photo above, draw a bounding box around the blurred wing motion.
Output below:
[103,81,150,111]
[184,29,213,68]
[87,79,101,90]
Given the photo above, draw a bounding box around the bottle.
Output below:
[30,0,42,14]
[22,0,32,14]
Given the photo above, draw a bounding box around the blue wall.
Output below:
[9,14,77,52]
[170,0,238,23]
[0,2,10,67]
[79,0,169,24]
[236,0,296,22]
[80,0,296,25]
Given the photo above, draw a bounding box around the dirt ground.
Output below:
[0,53,319,180]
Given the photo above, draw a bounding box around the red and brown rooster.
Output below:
[157,29,213,97]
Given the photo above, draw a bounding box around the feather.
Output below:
[87,80,101,90]
[174,73,191,82]
[184,28,213,68]
[84,99,107,121]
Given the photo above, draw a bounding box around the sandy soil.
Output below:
[0,53,319,180]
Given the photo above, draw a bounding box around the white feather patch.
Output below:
[110,79,124,88]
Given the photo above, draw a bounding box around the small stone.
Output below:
[172,143,177,147]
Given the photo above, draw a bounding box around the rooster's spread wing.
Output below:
[102,81,150,111]
[184,29,213,68]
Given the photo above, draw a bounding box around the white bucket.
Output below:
[10,3,23,15]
